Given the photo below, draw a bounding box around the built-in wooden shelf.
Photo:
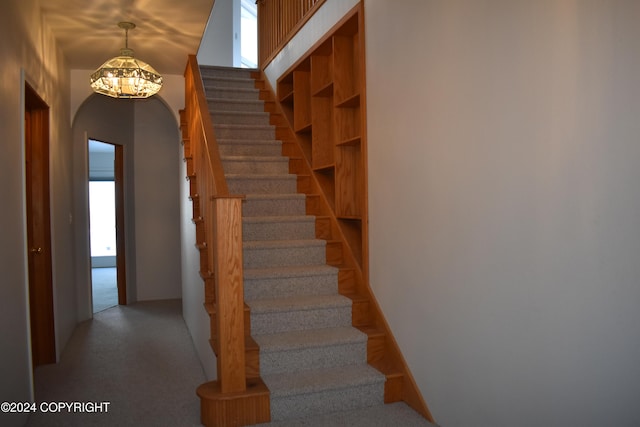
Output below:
[277,11,364,270]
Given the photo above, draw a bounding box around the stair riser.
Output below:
[200,67,254,79]
[219,142,283,157]
[227,176,297,195]
[270,382,384,421]
[244,273,338,301]
[260,342,367,375]
[205,87,259,100]
[202,77,256,90]
[211,112,271,126]
[250,305,352,335]
[215,126,275,140]
[223,159,289,175]
[207,100,265,113]
[244,244,326,269]
[243,219,316,241]
[242,196,307,217]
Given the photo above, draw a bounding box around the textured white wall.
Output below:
[180,156,218,381]
[133,99,182,301]
[0,1,74,426]
[197,0,236,67]
[365,1,640,426]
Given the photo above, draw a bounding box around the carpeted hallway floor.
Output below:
[25,299,205,427]
[92,267,118,313]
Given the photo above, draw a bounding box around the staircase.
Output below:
[192,65,434,426]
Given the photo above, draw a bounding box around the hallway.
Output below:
[26,300,205,427]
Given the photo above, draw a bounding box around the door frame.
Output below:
[24,82,56,367]
[87,140,127,309]
[114,144,127,305]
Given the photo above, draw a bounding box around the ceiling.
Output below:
[41,0,215,75]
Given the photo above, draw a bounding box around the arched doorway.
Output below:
[72,94,182,321]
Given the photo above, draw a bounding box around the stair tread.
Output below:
[244,239,326,249]
[243,215,315,224]
[204,85,258,91]
[218,139,281,145]
[244,264,338,280]
[222,155,289,162]
[244,193,305,201]
[247,294,351,313]
[227,172,294,177]
[254,326,367,352]
[262,364,385,397]
[215,123,273,129]
[211,110,269,116]
[207,97,263,103]
[217,138,281,143]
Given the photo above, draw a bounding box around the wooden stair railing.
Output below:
[257,0,326,68]
[182,55,270,427]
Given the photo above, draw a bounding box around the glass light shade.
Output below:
[90,49,163,98]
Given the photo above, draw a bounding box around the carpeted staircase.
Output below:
[201,65,433,426]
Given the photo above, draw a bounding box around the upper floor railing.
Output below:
[257,0,326,67]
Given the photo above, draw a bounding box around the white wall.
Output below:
[197,0,236,67]
[0,1,74,426]
[133,98,182,301]
[365,1,640,426]
[180,158,218,381]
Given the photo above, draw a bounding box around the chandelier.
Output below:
[90,22,163,99]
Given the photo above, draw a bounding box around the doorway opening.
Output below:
[88,139,126,312]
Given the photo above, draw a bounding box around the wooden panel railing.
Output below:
[183,55,246,394]
[257,0,326,67]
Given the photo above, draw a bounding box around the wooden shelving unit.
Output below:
[277,11,366,268]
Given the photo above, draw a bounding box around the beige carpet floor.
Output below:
[91,267,118,313]
[25,299,205,427]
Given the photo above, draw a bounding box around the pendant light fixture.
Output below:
[90,22,163,99]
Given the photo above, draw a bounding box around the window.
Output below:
[241,0,257,68]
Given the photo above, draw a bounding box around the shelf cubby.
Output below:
[311,95,334,170]
[311,40,333,97]
[335,144,363,219]
[334,105,360,146]
[293,71,312,132]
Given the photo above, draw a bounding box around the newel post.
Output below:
[212,195,246,393]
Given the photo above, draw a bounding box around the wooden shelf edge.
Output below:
[335,92,360,108]
[336,135,361,146]
[312,163,335,172]
[312,81,334,97]
[294,122,312,133]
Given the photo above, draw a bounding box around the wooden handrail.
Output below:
[257,0,326,67]
[184,55,246,395]
[185,55,229,196]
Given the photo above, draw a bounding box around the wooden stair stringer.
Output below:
[253,70,436,424]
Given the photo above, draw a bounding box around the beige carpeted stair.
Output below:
[202,65,433,426]
[203,65,385,421]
